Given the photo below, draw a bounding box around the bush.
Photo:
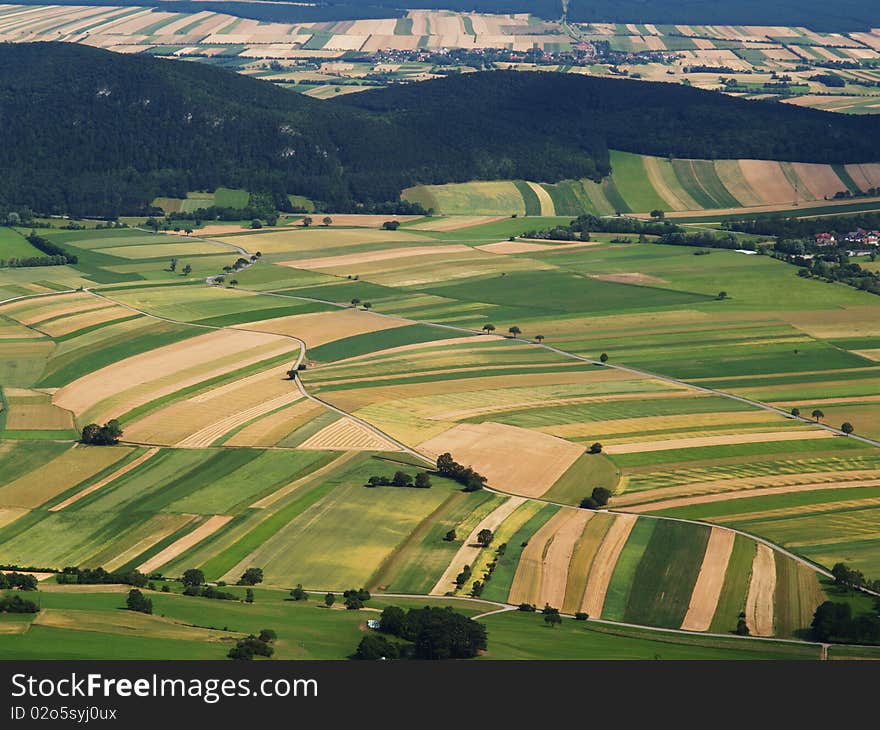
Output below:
[125,589,152,614]
[237,567,263,586]
[574,612,589,621]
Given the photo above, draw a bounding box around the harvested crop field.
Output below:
[744,544,776,636]
[296,416,400,451]
[580,513,638,618]
[680,528,736,631]
[236,308,410,348]
[417,422,584,498]
[604,429,831,454]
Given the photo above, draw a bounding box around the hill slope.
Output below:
[1,43,879,216]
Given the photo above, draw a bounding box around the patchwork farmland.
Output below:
[4,211,880,659]
[404,151,880,217]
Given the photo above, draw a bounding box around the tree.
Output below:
[379,606,406,636]
[599,353,609,363]
[589,442,602,454]
[184,228,193,236]
[842,421,854,435]
[238,567,263,586]
[591,486,612,507]
[791,407,800,418]
[302,216,313,227]
[534,334,545,343]
[508,326,522,337]
[290,584,309,601]
[169,258,177,272]
[382,220,400,231]
[415,472,432,489]
[579,496,599,510]
[476,529,494,548]
[322,216,333,226]
[650,209,665,219]
[481,323,496,335]
[544,612,562,628]
[182,568,204,588]
[574,612,588,621]
[182,263,192,276]
[717,291,728,300]
[250,218,262,229]
[735,617,750,636]
[444,529,457,542]
[229,279,238,288]
[350,297,361,307]
[325,592,335,607]
[354,633,398,660]
[245,588,254,604]
[126,589,152,614]
[259,628,277,643]
[812,409,825,422]
[392,470,413,487]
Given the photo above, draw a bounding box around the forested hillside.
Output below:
[2,43,879,217]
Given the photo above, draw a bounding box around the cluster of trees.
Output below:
[809,73,846,88]
[183,585,237,601]
[727,212,880,240]
[366,470,432,489]
[228,629,277,661]
[1,231,78,268]
[354,605,487,660]
[579,487,613,510]
[831,562,880,593]
[341,588,371,610]
[0,595,38,614]
[25,232,78,263]
[812,602,880,644]
[0,572,38,590]
[524,213,678,241]
[57,567,148,586]
[126,589,153,615]
[81,420,123,446]
[436,452,487,492]
[0,254,72,268]
[791,254,880,296]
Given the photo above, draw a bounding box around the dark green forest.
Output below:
[9,0,877,30]
[1,43,879,217]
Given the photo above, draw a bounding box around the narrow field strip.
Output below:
[49,447,160,512]
[580,513,638,617]
[535,509,592,609]
[430,495,526,595]
[603,429,832,454]
[744,544,777,637]
[680,528,736,631]
[136,515,233,574]
[507,508,573,606]
[619,478,880,513]
[250,452,357,509]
